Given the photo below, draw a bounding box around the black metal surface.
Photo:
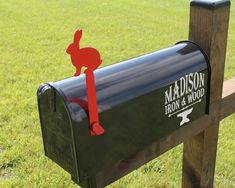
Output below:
[191,0,231,9]
[38,41,210,187]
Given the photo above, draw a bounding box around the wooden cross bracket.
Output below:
[220,77,235,119]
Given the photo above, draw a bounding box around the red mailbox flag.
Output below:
[66,29,104,136]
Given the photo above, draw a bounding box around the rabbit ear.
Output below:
[73,29,82,44]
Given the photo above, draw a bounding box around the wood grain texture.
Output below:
[220,77,235,119]
[182,3,230,188]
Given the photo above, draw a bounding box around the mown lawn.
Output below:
[0,0,234,187]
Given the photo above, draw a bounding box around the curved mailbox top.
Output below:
[50,41,209,122]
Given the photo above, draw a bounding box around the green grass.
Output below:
[0,0,234,187]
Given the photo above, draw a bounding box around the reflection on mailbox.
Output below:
[37,41,210,187]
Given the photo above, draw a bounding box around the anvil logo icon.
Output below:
[177,108,193,126]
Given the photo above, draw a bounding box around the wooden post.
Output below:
[182,1,230,188]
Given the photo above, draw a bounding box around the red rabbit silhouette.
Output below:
[66,29,102,76]
[66,29,104,136]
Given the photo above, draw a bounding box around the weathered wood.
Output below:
[94,76,235,187]
[182,1,230,188]
[220,77,235,119]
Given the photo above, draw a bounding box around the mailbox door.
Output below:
[37,85,79,178]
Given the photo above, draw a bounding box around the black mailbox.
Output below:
[37,41,210,187]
